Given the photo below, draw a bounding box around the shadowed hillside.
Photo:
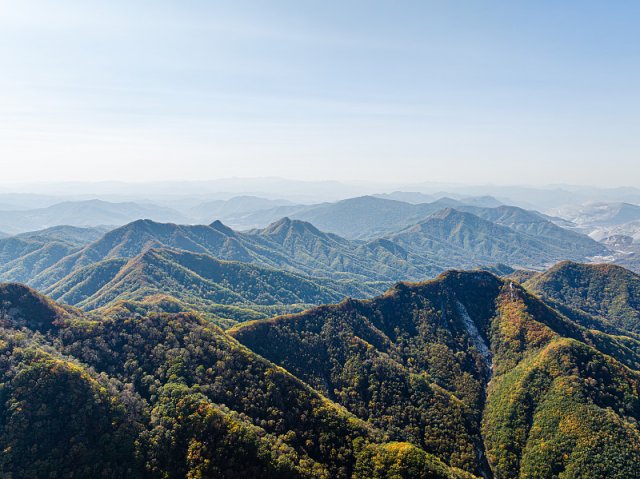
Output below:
[231,269,640,478]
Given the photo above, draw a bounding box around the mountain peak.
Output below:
[261,217,324,238]
[427,207,467,221]
[209,220,236,236]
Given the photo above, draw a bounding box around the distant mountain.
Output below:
[248,217,442,282]
[372,192,502,207]
[456,204,609,258]
[25,218,397,290]
[214,196,440,234]
[552,202,640,227]
[0,236,47,264]
[15,225,111,246]
[226,197,600,256]
[589,220,640,244]
[525,261,640,334]
[372,191,438,203]
[386,208,588,269]
[457,195,504,207]
[2,208,612,303]
[27,219,270,289]
[0,199,190,234]
[287,196,445,239]
[0,241,79,285]
[189,195,296,223]
[615,249,640,274]
[20,217,442,292]
[44,247,377,326]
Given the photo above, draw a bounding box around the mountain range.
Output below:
[0,201,613,325]
[0,199,189,234]
[2,261,640,477]
[1,189,638,477]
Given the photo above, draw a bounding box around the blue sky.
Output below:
[0,1,639,185]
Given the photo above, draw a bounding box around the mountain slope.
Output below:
[8,211,610,302]
[0,285,473,479]
[27,219,427,291]
[223,196,446,237]
[249,217,441,282]
[457,205,609,259]
[231,269,640,478]
[525,261,640,334]
[289,196,437,239]
[386,209,557,269]
[44,247,377,325]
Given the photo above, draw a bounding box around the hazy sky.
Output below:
[0,1,639,186]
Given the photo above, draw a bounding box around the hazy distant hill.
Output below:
[456,204,609,258]
[553,201,640,227]
[0,199,189,234]
[373,192,504,207]
[224,197,607,259]
[287,196,447,238]
[15,225,111,246]
[214,196,442,234]
[189,195,295,223]
[386,208,558,269]
[372,191,439,203]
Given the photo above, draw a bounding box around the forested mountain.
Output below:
[218,196,607,256]
[2,263,640,478]
[21,218,423,291]
[386,208,600,268]
[43,247,378,326]
[0,206,611,299]
[387,208,551,268]
[231,269,640,478]
[0,283,474,479]
[456,205,608,258]
[525,261,640,334]
[0,226,110,285]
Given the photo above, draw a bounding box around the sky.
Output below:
[0,1,639,186]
